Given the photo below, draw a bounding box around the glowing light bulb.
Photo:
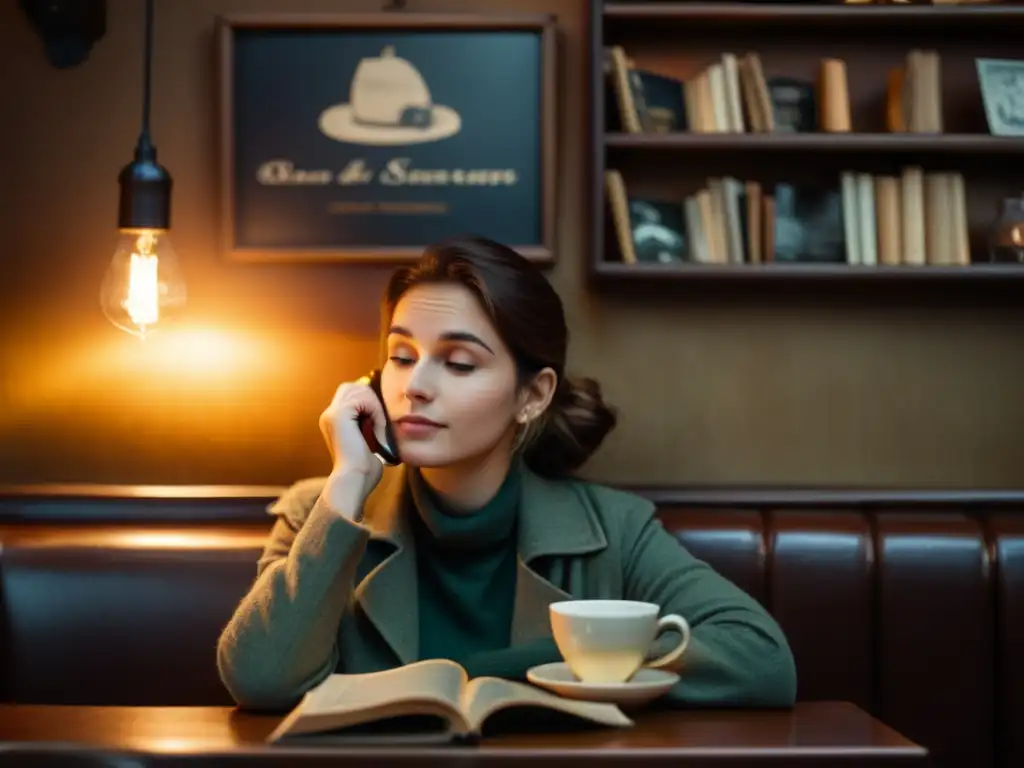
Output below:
[100,229,186,339]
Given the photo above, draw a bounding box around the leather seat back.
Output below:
[1,488,1021,768]
[0,522,267,706]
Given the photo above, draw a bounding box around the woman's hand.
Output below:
[318,377,388,515]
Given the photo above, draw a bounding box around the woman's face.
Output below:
[380,282,524,468]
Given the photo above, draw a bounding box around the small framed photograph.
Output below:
[217,13,557,264]
[977,58,1024,137]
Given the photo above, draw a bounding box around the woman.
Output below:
[216,236,797,711]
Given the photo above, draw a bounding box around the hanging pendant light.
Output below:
[100,0,185,339]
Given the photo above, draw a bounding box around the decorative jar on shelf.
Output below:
[987,196,1024,264]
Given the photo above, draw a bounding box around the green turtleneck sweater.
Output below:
[407,466,523,666]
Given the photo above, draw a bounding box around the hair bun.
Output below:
[524,376,617,477]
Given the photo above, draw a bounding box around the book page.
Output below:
[461,676,633,734]
[267,659,468,742]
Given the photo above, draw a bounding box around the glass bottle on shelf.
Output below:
[987,196,1024,264]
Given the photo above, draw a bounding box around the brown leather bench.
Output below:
[0,484,1021,768]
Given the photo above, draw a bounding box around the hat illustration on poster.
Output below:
[318,46,462,145]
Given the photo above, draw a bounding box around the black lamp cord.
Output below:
[136,0,155,160]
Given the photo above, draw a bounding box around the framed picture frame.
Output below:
[216,13,557,265]
[977,58,1024,138]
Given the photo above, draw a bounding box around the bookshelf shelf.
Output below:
[591,0,1024,289]
[593,262,1024,283]
[606,133,1024,156]
[604,2,1024,26]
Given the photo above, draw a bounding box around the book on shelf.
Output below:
[605,168,971,267]
[773,184,846,263]
[838,167,969,266]
[605,45,689,133]
[887,49,943,133]
[820,59,852,132]
[265,659,632,746]
[606,45,944,136]
[607,46,775,134]
[605,169,688,264]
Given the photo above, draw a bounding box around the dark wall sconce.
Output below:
[20,0,106,69]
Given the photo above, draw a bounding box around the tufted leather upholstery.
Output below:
[0,486,1021,768]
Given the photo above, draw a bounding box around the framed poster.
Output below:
[977,58,1024,137]
[217,13,557,264]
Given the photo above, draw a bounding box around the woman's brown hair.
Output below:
[382,235,617,477]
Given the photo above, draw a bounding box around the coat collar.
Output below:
[355,464,608,664]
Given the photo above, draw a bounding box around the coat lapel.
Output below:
[353,464,609,663]
[353,466,419,665]
[509,468,608,644]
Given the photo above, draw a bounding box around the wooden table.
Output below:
[0,702,927,767]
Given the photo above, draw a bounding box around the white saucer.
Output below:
[526,662,679,709]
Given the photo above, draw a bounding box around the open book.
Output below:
[266,659,633,744]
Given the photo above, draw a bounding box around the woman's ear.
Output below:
[517,367,558,423]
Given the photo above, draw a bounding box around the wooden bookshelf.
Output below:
[590,0,1024,286]
[594,262,1024,282]
[606,133,1024,156]
[603,3,1024,25]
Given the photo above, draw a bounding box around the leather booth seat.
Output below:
[0,484,1021,768]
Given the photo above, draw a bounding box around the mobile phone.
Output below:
[359,368,401,466]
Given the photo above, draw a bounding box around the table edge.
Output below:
[0,742,931,758]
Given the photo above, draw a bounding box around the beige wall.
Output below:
[1,0,1022,488]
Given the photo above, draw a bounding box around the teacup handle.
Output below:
[644,613,691,671]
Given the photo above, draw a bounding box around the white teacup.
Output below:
[549,599,691,685]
